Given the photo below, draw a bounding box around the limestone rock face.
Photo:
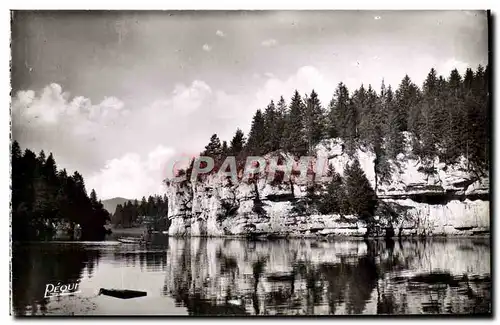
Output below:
[166,136,489,237]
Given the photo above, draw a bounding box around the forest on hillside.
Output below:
[180,65,490,225]
[200,66,489,174]
[11,141,111,241]
[11,140,169,232]
[111,195,168,228]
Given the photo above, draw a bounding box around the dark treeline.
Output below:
[202,66,489,176]
[112,195,168,227]
[11,141,110,241]
[191,66,489,225]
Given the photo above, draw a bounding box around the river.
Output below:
[11,237,491,316]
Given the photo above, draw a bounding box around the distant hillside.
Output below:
[101,197,132,214]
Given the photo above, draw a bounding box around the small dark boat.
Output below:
[267,272,295,282]
[117,237,143,244]
[98,288,147,299]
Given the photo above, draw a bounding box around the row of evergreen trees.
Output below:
[12,141,110,241]
[202,65,489,179]
[194,65,489,223]
[112,195,168,227]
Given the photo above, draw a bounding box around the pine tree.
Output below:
[71,171,92,227]
[328,82,350,139]
[147,195,156,216]
[203,134,223,163]
[304,90,326,154]
[318,166,347,215]
[419,68,441,161]
[351,84,367,140]
[440,68,465,163]
[344,159,377,222]
[246,109,266,155]
[329,83,357,154]
[20,149,37,213]
[44,153,57,180]
[396,75,419,133]
[378,79,389,132]
[122,201,132,226]
[364,81,392,187]
[435,75,449,152]
[385,84,404,160]
[37,150,46,166]
[54,169,70,221]
[229,128,245,156]
[281,91,307,156]
[33,150,53,221]
[221,141,229,157]
[397,75,422,156]
[113,204,124,226]
[464,65,489,174]
[89,189,98,205]
[139,196,147,216]
[276,96,288,149]
[358,84,381,148]
[263,100,281,152]
[12,140,22,162]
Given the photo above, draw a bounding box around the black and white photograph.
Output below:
[9,10,491,316]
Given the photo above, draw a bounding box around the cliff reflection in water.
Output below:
[163,238,491,315]
[11,238,490,316]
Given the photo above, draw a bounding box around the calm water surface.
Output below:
[12,237,491,316]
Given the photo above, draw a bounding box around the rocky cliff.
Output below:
[165,137,489,237]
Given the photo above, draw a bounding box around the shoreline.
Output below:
[162,234,490,240]
[108,226,148,237]
[11,233,490,244]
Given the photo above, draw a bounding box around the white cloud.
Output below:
[86,153,153,200]
[374,16,382,20]
[100,96,124,111]
[147,145,176,171]
[168,80,213,116]
[11,83,133,179]
[86,145,176,199]
[12,83,66,124]
[11,83,126,127]
[202,44,212,52]
[255,65,336,110]
[216,30,225,37]
[439,58,470,76]
[261,39,277,47]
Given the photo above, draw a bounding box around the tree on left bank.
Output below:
[11,140,110,241]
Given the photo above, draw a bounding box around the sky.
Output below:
[10,10,489,200]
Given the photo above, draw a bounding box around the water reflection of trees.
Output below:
[12,238,491,316]
[12,243,101,316]
[163,238,491,316]
[112,251,167,272]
